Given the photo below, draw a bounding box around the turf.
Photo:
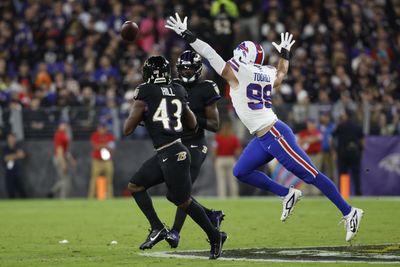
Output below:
[0,197,399,267]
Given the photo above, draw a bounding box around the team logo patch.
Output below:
[378,153,400,175]
[176,151,187,161]
[141,244,400,264]
[236,42,249,57]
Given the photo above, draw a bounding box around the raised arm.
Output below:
[123,100,146,136]
[271,32,295,88]
[165,13,238,88]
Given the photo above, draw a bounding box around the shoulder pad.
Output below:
[172,78,182,84]
[136,82,149,90]
[203,80,220,95]
[203,80,217,86]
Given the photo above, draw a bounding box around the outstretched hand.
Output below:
[272,32,296,53]
[165,12,188,36]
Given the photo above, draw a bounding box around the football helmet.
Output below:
[143,56,171,84]
[176,50,202,83]
[233,41,265,65]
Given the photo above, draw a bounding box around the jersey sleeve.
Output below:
[133,83,148,101]
[202,80,221,105]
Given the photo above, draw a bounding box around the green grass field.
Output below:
[1,197,399,267]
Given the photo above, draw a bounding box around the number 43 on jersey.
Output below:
[152,98,183,131]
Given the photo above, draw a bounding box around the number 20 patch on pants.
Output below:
[176,151,187,161]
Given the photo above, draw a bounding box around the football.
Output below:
[121,21,139,42]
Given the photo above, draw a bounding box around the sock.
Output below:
[185,201,219,242]
[193,197,213,216]
[238,170,289,196]
[172,207,187,233]
[311,173,352,216]
[132,191,164,229]
[172,198,212,232]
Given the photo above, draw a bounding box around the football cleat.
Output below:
[341,207,364,242]
[209,210,225,229]
[166,229,180,249]
[209,231,228,260]
[281,187,302,222]
[139,227,168,250]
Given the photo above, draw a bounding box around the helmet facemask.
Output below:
[177,51,202,83]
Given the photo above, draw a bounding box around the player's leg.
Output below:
[170,145,204,233]
[160,143,226,259]
[227,157,239,196]
[350,160,362,196]
[269,121,363,240]
[105,160,114,198]
[88,160,100,198]
[233,137,289,196]
[169,144,224,248]
[128,155,166,250]
[215,157,227,197]
[268,121,352,215]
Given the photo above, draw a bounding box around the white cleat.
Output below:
[341,207,364,242]
[281,187,302,222]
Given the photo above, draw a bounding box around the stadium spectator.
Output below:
[50,120,74,198]
[237,0,259,41]
[7,100,24,141]
[213,120,241,198]
[2,132,26,198]
[210,1,238,61]
[319,112,336,182]
[88,121,115,199]
[24,97,46,138]
[333,111,363,196]
[298,119,323,195]
[138,5,168,54]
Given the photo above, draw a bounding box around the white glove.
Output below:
[272,32,296,53]
[165,12,188,36]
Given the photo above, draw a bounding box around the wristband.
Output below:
[280,48,290,60]
[182,30,197,43]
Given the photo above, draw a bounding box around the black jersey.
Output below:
[174,79,221,142]
[134,82,189,149]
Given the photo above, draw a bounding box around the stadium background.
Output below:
[0,0,399,198]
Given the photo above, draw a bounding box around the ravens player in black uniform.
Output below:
[124,56,227,259]
[166,50,224,248]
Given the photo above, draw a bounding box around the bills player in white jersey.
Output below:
[166,13,363,242]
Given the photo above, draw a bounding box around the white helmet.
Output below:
[233,41,265,65]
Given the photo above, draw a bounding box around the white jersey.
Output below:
[228,58,278,134]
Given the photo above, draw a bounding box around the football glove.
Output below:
[165,13,188,36]
[272,32,296,53]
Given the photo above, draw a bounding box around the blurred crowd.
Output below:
[0,0,399,140]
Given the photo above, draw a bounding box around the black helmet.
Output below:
[176,50,202,83]
[142,56,171,84]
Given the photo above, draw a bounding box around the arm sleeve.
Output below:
[190,39,226,75]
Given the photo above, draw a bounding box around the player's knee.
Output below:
[233,164,248,180]
[177,198,192,210]
[127,182,145,194]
